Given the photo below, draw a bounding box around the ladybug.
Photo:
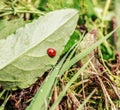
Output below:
[47,48,56,58]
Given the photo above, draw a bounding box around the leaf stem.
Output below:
[0,9,44,17]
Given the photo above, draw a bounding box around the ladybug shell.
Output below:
[47,48,56,58]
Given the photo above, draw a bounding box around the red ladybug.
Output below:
[47,48,56,58]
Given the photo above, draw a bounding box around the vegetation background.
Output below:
[0,0,120,110]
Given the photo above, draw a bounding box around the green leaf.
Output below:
[0,18,26,40]
[62,30,80,54]
[0,9,79,90]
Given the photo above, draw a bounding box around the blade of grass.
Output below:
[50,59,90,110]
[47,43,79,101]
[26,44,77,110]
[0,90,5,98]
[0,93,11,110]
[77,88,96,110]
[26,56,67,110]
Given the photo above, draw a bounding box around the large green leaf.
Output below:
[0,18,26,40]
[0,9,79,90]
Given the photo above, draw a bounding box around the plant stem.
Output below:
[102,0,111,21]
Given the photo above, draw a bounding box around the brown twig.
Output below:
[68,92,80,108]
[53,86,59,110]
[112,16,117,50]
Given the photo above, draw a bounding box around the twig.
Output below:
[68,92,80,108]
[112,16,117,50]
[97,76,116,110]
[53,86,59,110]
